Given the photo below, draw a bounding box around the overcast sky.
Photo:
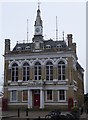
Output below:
[0,0,86,93]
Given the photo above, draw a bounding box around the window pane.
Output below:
[59,90,65,100]
[23,63,30,81]
[11,63,18,81]
[12,90,17,101]
[58,61,65,80]
[46,61,53,81]
[47,90,52,100]
[34,62,41,80]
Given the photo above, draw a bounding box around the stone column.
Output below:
[40,89,44,109]
[28,90,32,108]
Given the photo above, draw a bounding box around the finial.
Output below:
[63,31,64,41]
[38,0,40,10]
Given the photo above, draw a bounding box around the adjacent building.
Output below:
[3,4,84,110]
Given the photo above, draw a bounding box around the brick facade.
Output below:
[3,4,84,111]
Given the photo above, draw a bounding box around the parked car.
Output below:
[45,110,61,119]
[45,111,76,120]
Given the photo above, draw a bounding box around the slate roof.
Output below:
[43,39,67,48]
[12,39,67,52]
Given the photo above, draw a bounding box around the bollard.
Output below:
[26,118,29,120]
[26,108,28,116]
[18,108,20,117]
[38,116,40,120]
[87,108,88,114]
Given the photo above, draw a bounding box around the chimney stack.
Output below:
[5,39,10,54]
[67,34,73,47]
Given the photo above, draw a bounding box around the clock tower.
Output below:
[34,4,43,36]
[32,3,43,50]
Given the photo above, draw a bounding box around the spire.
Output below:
[35,1,42,26]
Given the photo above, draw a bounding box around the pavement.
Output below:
[80,112,88,120]
[2,110,49,119]
[1,110,88,120]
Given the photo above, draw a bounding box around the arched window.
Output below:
[23,62,30,81]
[46,61,53,81]
[58,61,65,80]
[11,63,18,81]
[34,62,41,80]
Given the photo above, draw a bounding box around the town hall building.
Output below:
[3,4,84,110]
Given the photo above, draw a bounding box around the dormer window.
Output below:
[46,45,51,49]
[16,46,21,51]
[56,44,62,48]
[25,46,30,50]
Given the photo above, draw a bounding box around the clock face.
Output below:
[35,27,40,32]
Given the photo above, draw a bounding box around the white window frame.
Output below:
[58,61,65,80]
[46,90,53,102]
[46,61,53,81]
[11,63,18,82]
[10,90,18,102]
[58,90,66,102]
[22,62,30,81]
[34,62,41,80]
[22,90,28,102]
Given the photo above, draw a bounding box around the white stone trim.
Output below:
[8,61,20,69]
[8,102,27,105]
[56,58,67,65]
[32,59,42,66]
[5,52,77,62]
[8,85,68,91]
[43,59,55,65]
[21,60,30,67]
[28,90,32,108]
[45,102,68,105]
[40,89,44,109]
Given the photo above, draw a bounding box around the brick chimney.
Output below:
[5,39,10,54]
[67,34,73,47]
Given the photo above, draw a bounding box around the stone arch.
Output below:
[21,60,30,67]
[9,61,19,69]
[44,59,54,66]
[56,58,67,66]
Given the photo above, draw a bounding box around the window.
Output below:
[46,90,52,101]
[34,62,41,80]
[11,90,17,102]
[23,62,30,81]
[16,46,21,51]
[58,61,65,80]
[59,90,66,101]
[46,61,53,81]
[11,63,18,81]
[25,46,30,50]
[22,90,28,102]
[56,44,62,48]
[46,45,51,49]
